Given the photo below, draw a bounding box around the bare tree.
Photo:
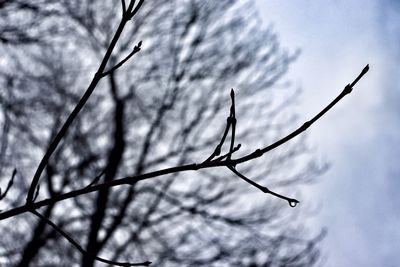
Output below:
[0,0,368,266]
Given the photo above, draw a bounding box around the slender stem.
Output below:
[26,5,144,203]
[0,169,16,200]
[102,41,142,76]
[232,64,369,165]
[128,0,144,19]
[227,89,236,161]
[31,210,151,266]
[202,118,231,163]
[121,0,126,13]
[203,89,236,163]
[228,166,299,207]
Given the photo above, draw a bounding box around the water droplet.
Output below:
[288,200,299,208]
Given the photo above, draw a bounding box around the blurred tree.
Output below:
[0,0,326,266]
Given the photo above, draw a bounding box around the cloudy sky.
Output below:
[255,1,400,266]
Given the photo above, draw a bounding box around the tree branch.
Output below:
[203,90,236,163]
[228,166,299,207]
[0,168,16,201]
[30,209,151,266]
[0,65,369,220]
[25,0,145,203]
[128,0,144,20]
[227,89,236,162]
[121,0,126,14]
[102,41,142,77]
[231,64,370,165]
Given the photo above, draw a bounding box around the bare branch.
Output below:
[121,0,127,14]
[0,168,16,201]
[102,41,142,77]
[84,168,106,188]
[30,209,151,266]
[0,2,347,265]
[33,184,40,202]
[231,64,370,165]
[228,166,299,207]
[128,0,144,20]
[203,90,236,163]
[202,117,231,163]
[227,89,236,161]
[0,65,369,220]
[25,1,145,203]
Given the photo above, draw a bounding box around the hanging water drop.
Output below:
[288,199,299,208]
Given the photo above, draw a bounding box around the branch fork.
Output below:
[203,89,300,207]
[200,65,369,206]
[0,1,369,260]
[102,40,142,77]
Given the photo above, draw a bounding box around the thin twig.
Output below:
[128,0,144,19]
[0,168,16,201]
[102,41,142,77]
[203,91,235,163]
[33,185,40,202]
[202,118,232,163]
[231,64,370,165]
[228,166,299,207]
[227,89,236,162]
[121,0,126,14]
[30,209,151,266]
[84,168,107,188]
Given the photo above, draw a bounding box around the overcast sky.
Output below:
[255,1,400,266]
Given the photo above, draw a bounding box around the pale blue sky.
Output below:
[255,1,400,266]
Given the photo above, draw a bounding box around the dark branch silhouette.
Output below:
[26,0,143,204]
[31,209,151,266]
[0,0,368,265]
[0,64,368,220]
[0,169,16,201]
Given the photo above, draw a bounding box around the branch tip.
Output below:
[362,64,369,74]
[133,40,142,52]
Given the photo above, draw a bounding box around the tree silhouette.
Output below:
[0,0,368,266]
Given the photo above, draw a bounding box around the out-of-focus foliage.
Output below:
[0,0,325,266]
